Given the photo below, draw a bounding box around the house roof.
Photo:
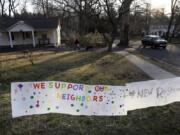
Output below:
[0,17,59,32]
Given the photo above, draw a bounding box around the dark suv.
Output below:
[142,35,168,49]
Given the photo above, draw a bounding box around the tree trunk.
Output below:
[102,33,114,52]
[119,12,130,47]
[166,13,175,41]
[108,43,113,51]
[120,23,129,47]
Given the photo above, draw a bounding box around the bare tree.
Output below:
[49,0,134,51]
[99,0,118,51]
[8,0,20,16]
[20,0,27,13]
[32,0,55,17]
[98,0,134,50]
[118,0,134,47]
[0,0,6,16]
[172,4,180,37]
[54,0,101,34]
[166,0,180,40]
[129,1,152,37]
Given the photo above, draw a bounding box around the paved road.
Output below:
[131,41,180,68]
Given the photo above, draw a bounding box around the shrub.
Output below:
[80,32,105,48]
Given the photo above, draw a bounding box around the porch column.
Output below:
[32,31,36,47]
[8,32,13,48]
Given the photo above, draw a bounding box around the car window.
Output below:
[144,36,151,40]
[153,37,161,40]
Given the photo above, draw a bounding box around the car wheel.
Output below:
[151,45,155,49]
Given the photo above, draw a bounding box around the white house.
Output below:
[149,24,174,37]
[0,17,61,48]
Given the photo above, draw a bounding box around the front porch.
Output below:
[7,31,55,47]
[8,31,36,48]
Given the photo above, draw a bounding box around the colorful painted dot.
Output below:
[56,106,59,109]
[111,101,114,104]
[47,108,51,111]
[18,84,23,89]
[119,104,124,108]
[36,104,40,107]
[71,104,74,107]
[30,105,33,109]
[76,109,80,112]
[88,91,92,93]
[45,94,48,97]
[80,103,84,106]
[33,92,36,95]
[30,96,34,99]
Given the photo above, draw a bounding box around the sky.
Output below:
[150,0,171,13]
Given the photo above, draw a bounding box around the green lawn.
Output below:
[0,50,180,135]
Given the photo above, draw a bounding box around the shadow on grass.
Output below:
[0,51,109,93]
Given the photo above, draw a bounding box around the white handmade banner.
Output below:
[126,77,180,111]
[11,82,127,118]
[11,77,180,118]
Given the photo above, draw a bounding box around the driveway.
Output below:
[131,41,180,67]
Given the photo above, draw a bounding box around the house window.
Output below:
[22,32,31,40]
[42,34,47,39]
[34,31,37,37]
[23,32,25,40]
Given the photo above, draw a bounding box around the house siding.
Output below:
[149,25,174,36]
[0,32,9,46]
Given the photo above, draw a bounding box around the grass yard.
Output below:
[0,49,180,135]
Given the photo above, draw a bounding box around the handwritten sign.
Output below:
[11,82,127,118]
[126,77,180,111]
[11,77,180,118]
